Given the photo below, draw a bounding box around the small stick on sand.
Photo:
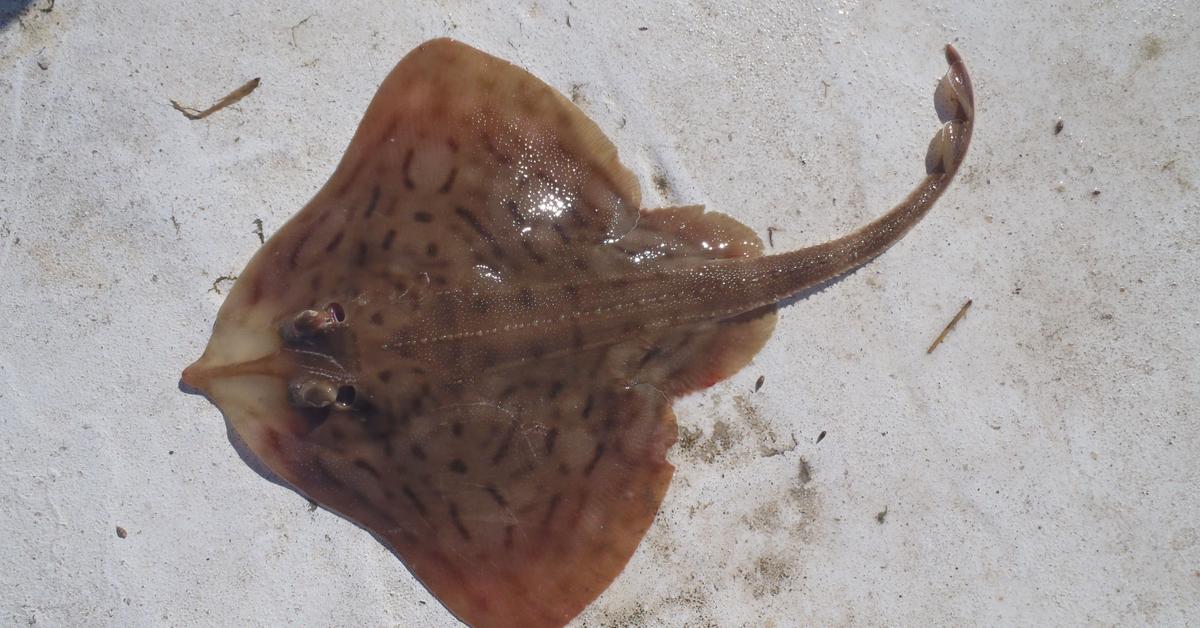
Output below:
[171,78,261,120]
[927,298,972,354]
[209,274,238,295]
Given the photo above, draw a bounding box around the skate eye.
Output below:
[289,380,335,408]
[327,302,346,323]
[335,385,357,407]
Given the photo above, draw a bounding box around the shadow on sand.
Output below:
[1,0,42,31]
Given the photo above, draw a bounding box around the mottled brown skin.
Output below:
[182,39,974,627]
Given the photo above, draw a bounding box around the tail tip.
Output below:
[927,44,974,175]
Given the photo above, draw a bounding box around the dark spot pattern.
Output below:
[542,493,562,528]
[584,443,605,476]
[364,185,382,217]
[638,347,662,369]
[485,484,508,507]
[492,425,515,465]
[552,223,571,244]
[354,458,381,478]
[449,503,471,540]
[504,200,522,224]
[402,148,416,190]
[520,238,547,264]
[324,231,345,253]
[439,167,458,194]
[402,484,427,516]
[454,206,504,256]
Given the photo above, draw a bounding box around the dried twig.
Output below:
[171,77,261,121]
[209,275,238,294]
[926,298,973,354]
